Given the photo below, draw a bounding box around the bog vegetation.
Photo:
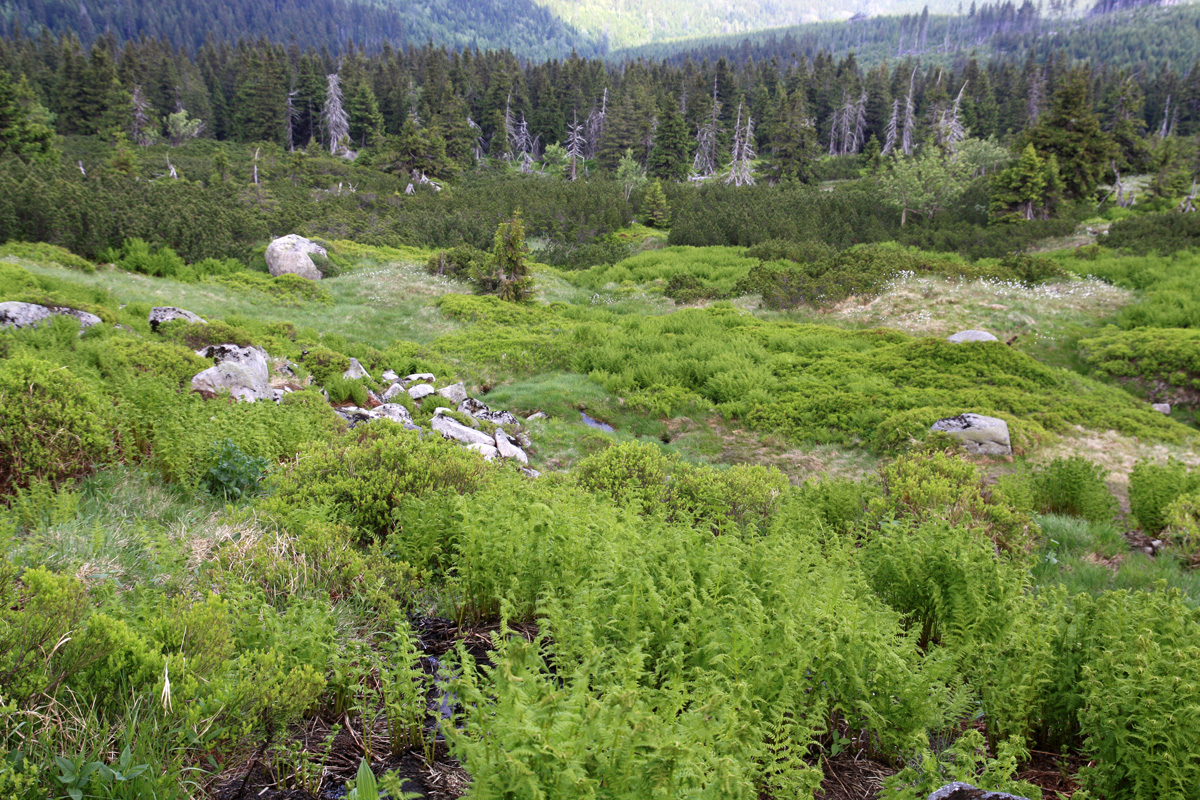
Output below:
[2,5,1200,799]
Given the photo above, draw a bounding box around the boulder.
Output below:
[928,783,1032,800]
[466,442,499,460]
[265,234,326,281]
[0,301,100,330]
[458,398,519,426]
[947,330,999,343]
[930,413,1012,456]
[381,370,399,383]
[191,344,272,402]
[408,383,436,401]
[343,357,372,381]
[375,403,413,425]
[403,372,436,385]
[149,306,206,332]
[1153,402,1172,415]
[520,467,542,479]
[382,383,408,403]
[431,415,496,448]
[494,429,529,464]
[332,406,377,427]
[527,411,548,421]
[437,382,469,405]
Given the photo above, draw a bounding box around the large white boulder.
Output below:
[191,344,272,402]
[265,235,326,281]
[947,330,999,343]
[149,306,206,332]
[431,415,496,448]
[0,301,101,330]
[930,413,1012,456]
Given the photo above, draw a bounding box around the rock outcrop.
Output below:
[265,235,326,281]
[0,301,101,330]
[149,306,206,331]
[930,413,1012,456]
[928,783,1032,800]
[191,344,272,402]
[947,330,999,343]
[343,357,371,381]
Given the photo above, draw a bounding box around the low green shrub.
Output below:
[870,450,1037,554]
[1129,459,1200,534]
[301,345,351,384]
[323,375,370,406]
[1161,491,1200,568]
[0,240,96,272]
[1079,327,1200,403]
[574,440,671,512]
[207,271,332,305]
[260,424,491,543]
[426,244,489,280]
[202,439,269,500]
[1028,456,1117,523]
[0,355,115,495]
[1105,211,1200,255]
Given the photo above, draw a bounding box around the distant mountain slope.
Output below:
[534,0,962,50]
[0,0,600,58]
[611,1,1200,69]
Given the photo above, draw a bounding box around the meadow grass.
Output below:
[10,249,467,348]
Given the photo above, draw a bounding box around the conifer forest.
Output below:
[1,0,1200,798]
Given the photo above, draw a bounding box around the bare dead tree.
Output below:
[692,78,721,177]
[1027,67,1045,126]
[285,89,300,152]
[322,74,350,156]
[584,89,607,159]
[1178,179,1197,213]
[1157,96,1172,139]
[467,116,485,162]
[130,84,156,147]
[1111,162,1135,208]
[882,98,900,156]
[726,102,756,187]
[901,69,917,156]
[566,110,586,181]
[936,81,968,149]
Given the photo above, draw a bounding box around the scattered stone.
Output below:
[520,467,541,479]
[382,383,407,403]
[431,415,496,448]
[332,406,377,427]
[265,234,326,281]
[459,398,518,426]
[1151,538,1165,552]
[1152,402,1172,415]
[149,306,205,332]
[494,429,529,464]
[375,403,413,425]
[465,442,499,460]
[0,301,101,330]
[437,382,469,404]
[364,390,383,409]
[403,372,436,384]
[192,344,272,403]
[408,383,436,401]
[343,357,372,381]
[930,413,1012,456]
[946,330,999,343]
[928,782,1032,800]
[381,370,399,383]
[526,411,548,421]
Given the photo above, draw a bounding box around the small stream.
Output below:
[580,412,615,432]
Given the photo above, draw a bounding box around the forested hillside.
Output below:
[0,0,599,59]
[532,0,964,51]
[615,1,1200,69]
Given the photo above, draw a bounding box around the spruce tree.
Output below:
[990,143,1063,222]
[0,69,57,163]
[1026,68,1115,199]
[646,101,689,181]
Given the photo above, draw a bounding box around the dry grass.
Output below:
[830,274,1132,342]
[1032,425,1200,511]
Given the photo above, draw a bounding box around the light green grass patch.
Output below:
[566,246,756,295]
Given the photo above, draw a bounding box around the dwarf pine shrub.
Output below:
[0,354,115,495]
